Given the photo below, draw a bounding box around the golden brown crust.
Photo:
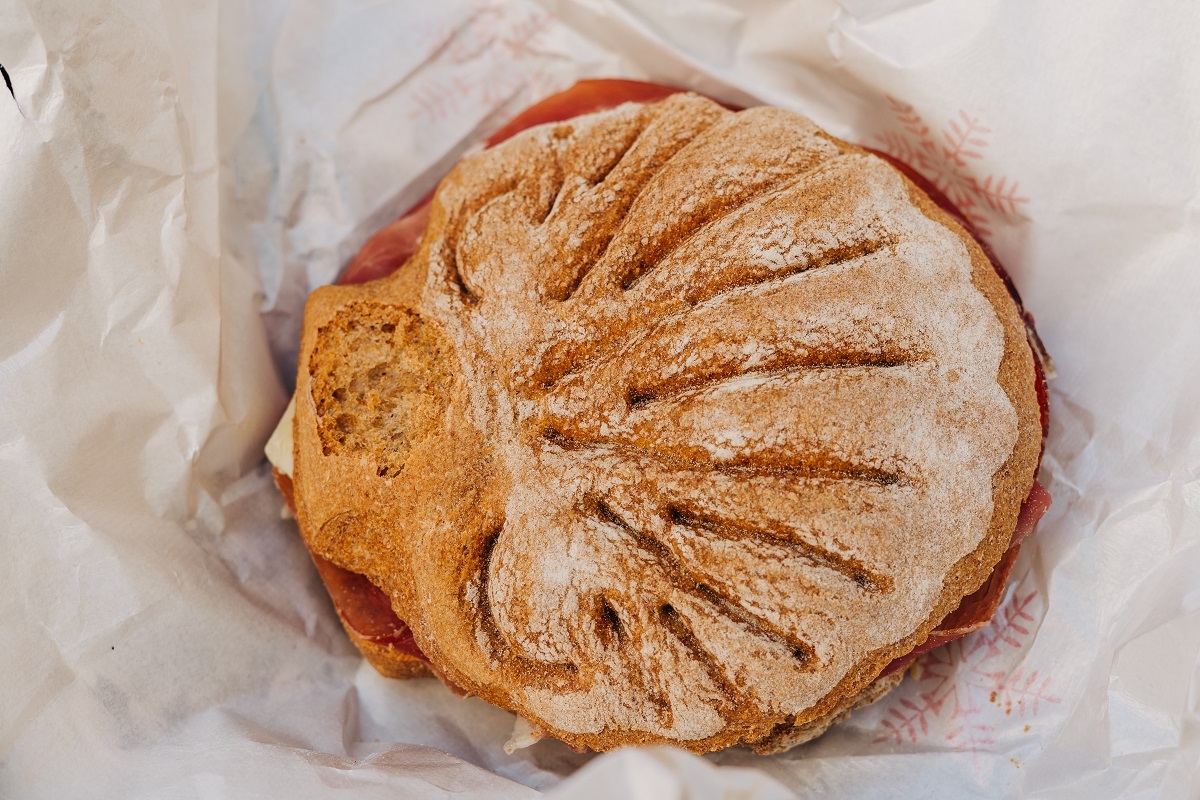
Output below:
[750,668,905,754]
[272,465,432,681]
[344,625,432,680]
[291,94,1041,753]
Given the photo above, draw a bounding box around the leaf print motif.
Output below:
[874,97,1030,240]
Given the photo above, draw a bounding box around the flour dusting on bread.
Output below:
[290,93,1042,752]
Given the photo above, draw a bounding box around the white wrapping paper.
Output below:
[2,0,1198,797]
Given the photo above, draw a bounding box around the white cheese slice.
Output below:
[265,396,296,478]
[504,715,546,754]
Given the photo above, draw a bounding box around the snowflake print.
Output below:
[969,587,1038,661]
[876,587,1061,765]
[993,668,1060,719]
[408,1,551,123]
[873,97,1030,239]
[408,78,463,124]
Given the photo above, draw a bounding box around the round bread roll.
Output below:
[291,93,1042,753]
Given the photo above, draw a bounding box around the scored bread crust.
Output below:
[291,94,1041,753]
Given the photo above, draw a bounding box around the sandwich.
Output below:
[264,79,1052,754]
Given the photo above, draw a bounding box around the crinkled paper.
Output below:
[1,1,1198,797]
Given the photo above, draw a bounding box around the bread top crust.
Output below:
[292,94,1041,752]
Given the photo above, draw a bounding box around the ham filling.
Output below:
[280,78,1052,693]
